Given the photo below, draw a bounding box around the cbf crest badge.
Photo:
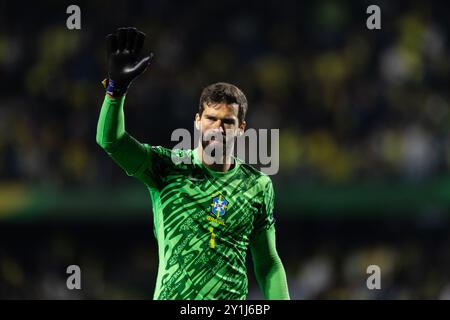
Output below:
[207,193,228,248]
[210,194,229,218]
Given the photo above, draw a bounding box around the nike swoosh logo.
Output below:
[188,175,205,182]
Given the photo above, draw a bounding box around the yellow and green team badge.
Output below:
[207,193,228,227]
[210,194,229,218]
[208,193,229,249]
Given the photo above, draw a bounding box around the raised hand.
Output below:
[105,27,154,96]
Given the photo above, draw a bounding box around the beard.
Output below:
[201,131,235,163]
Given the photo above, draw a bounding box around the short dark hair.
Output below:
[199,82,248,124]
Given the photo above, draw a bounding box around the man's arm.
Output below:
[250,225,290,300]
[96,95,150,175]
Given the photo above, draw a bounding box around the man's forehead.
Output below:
[203,102,239,116]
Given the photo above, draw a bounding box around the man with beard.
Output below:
[96,27,289,300]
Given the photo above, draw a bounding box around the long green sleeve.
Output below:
[96,95,149,176]
[250,226,290,300]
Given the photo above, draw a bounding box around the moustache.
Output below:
[202,131,227,143]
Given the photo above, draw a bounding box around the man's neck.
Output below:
[197,146,234,173]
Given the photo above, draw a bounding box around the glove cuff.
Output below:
[103,79,129,97]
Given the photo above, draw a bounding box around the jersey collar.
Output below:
[192,147,240,178]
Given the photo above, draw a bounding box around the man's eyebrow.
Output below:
[222,117,237,122]
[205,114,237,121]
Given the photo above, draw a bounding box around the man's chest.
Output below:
[158,174,261,240]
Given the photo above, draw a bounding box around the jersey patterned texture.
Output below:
[129,146,275,300]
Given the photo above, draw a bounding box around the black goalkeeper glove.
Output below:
[104,27,154,97]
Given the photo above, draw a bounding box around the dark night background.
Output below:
[0,0,450,299]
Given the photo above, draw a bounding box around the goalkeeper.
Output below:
[96,27,290,300]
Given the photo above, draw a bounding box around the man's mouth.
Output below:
[206,134,226,144]
[210,136,221,142]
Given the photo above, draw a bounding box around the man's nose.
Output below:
[213,120,225,133]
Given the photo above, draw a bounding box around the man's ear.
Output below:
[238,121,246,136]
[195,113,201,131]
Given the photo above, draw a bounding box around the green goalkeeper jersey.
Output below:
[96,95,289,300]
[132,146,275,299]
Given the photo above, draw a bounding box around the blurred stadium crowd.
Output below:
[0,0,448,185]
[1,0,450,299]
[2,218,450,299]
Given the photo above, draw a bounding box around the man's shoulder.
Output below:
[236,160,273,187]
[145,145,193,164]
